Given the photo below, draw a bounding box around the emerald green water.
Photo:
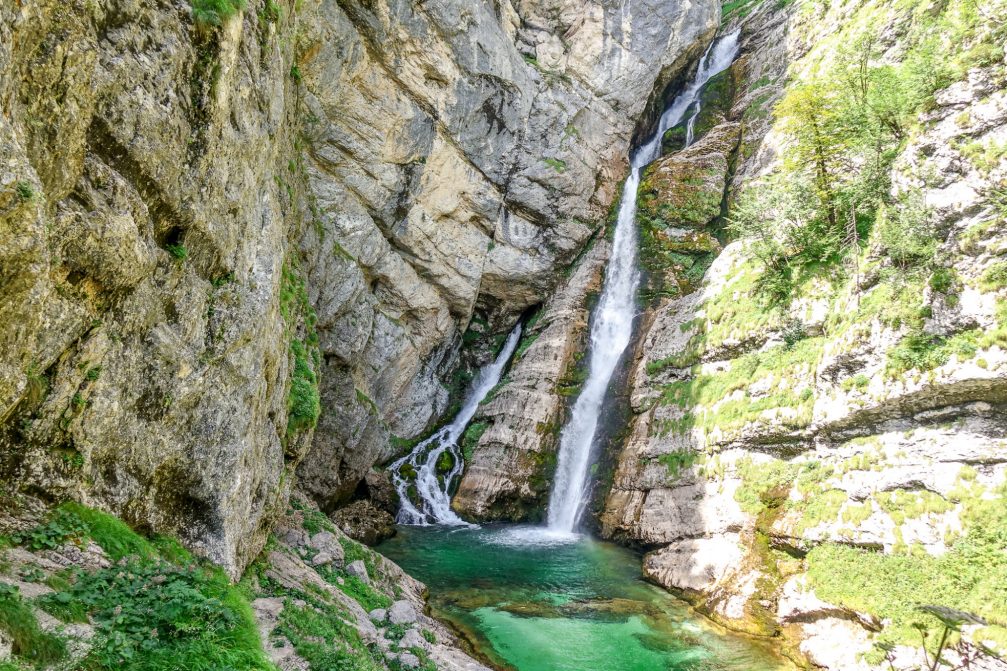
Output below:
[378,525,789,671]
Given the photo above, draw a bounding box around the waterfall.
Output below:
[390,324,523,526]
[546,30,741,533]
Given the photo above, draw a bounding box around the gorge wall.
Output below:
[0,0,720,577]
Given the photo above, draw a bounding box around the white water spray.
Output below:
[546,31,741,533]
[390,324,523,526]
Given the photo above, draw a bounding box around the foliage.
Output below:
[288,339,321,433]
[657,450,700,480]
[0,583,67,666]
[15,181,34,202]
[36,558,271,670]
[190,0,246,26]
[60,502,156,561]
[317,565,391,612]
[9,508,89,551]
[980,262,1007,291]
[274,598,383,671]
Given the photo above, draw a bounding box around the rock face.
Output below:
[293,0,721,510]
[453,238,609,520]
[0,0,720,575]
[599,0,1007,667]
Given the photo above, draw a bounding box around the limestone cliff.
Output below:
[0,0,721,577]
[598,0,1007,668]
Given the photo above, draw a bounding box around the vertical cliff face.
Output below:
[598,0,1007,667]
[1,0,307,576]
[292,0,722,510]
[0,0,722,574]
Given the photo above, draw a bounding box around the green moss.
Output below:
[461,421,489,463]
[166,243,188,261]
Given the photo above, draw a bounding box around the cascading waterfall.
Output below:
[546,30,741,534]
[390,324,523,526]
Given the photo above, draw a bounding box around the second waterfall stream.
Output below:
[546,30,741,533]
[390,324,522,525]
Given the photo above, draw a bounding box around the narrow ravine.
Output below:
[547,30,741,533]
[380,30,789,671]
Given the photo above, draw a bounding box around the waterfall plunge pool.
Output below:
[378,525,790,671]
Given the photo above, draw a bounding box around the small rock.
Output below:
[277,526,308,548]
[368,608,387,622]
[310,551,333,566]
[388,600,418,625]
[346,560,369,583]
[307,531,345,565]
[397,652,421,669]
[400,628,429,651]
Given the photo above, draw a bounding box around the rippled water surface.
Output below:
[378,525,789,671]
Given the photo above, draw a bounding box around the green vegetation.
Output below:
[280,263,322,435]
[543,157,567,173]
[657,450,700,479]
[288,339,321,433]
[980,262,1007,291]
[657,337,822,436]
[15,181,34,202]
[806,478,1007,659]
[4,502,274,671]
[0,583,67,666]
[273,597,383,671]
[166,243,188,261]
[461,421,489,463]
[729,0,1006,308]
[190,0,246,26]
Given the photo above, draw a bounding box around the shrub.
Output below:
[190,0,246,26]
[980,262,1007,292]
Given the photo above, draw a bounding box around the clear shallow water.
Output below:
[378,525,789,671]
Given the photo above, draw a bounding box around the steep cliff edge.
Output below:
[0,0,721,578]
[601,0,1007,668]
